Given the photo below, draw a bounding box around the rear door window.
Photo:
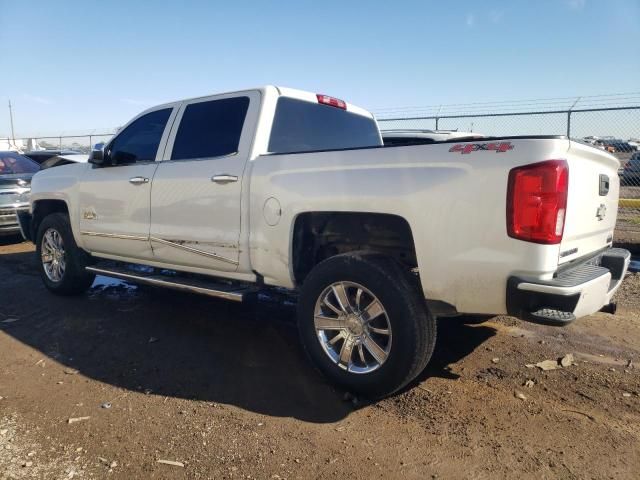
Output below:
[268,97,381,153]
[171,97,250,161]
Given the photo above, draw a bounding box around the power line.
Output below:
[372,92,640,118]
[373,91,640,111]
[8,100,15,143]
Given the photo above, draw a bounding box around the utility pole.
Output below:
[567,96,581,138]
[8,100,16,144]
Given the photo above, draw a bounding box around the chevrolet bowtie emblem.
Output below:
[596,204,607,221]
[83,209,97,220]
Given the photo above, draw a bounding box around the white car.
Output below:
[21,86,630,397]
[39,153,89,170]
[582,136,599,145]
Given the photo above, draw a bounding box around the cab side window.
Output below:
[106,108,172,165]
[171,97,250,161]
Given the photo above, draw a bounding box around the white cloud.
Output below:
[466,13,475,27]
[120,98,159,106]
[120,98,159,107]
[22,94,52,105]
[489,10,504,23]
[567,0,586,9]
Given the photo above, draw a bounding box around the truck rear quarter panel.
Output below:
[249,138,572,315]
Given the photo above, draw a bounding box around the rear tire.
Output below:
[36,213,95,295]
[297,252,436,398]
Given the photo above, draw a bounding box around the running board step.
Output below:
[86,265,257,302]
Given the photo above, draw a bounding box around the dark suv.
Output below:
[0,152,40,236]
[621,153,640,186]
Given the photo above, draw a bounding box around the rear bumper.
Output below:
[507,248,631,326]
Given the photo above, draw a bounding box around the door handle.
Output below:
[211,174,238,184]
[129,176,149,185]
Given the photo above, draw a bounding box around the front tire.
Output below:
[36,213,95,295]
[297,252,436,398]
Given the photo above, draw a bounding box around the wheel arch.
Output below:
[31,199,71,241]
[290,211,418,287]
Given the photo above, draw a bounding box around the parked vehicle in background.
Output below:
[594,139,616,153]
[597,139,635,153]
[39,153,89,170]
[627,139,640,151]
[381,129,484,146]
[21,86,630,397]
[0,151,39,236]
[24,150,81,165]
[621,152,640,185]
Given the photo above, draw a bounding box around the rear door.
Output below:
[559,141,621,264]
[149,91,260,272]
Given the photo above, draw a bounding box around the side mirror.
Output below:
[89,144,105,166]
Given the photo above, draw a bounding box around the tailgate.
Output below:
[559,141,620,264]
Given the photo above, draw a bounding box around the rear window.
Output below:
[171,97,250,161]
[268,97,381,154]
[0,152,40,174]
[382,136,435,146]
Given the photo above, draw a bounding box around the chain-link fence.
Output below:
[377,105,640,245]
[11,132,116,153]
[7,100,640,245]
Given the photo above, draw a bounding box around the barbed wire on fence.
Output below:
[372,91,640,118]
[376,105,640,140]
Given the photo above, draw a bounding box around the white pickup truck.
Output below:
[20,86,630,397]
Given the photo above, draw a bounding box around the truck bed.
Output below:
[250,136,620,315]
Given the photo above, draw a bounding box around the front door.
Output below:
[78,106,177,261]
[149,91,260,272]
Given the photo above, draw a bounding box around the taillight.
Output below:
[316,94,347,109]
[507,160,569,244]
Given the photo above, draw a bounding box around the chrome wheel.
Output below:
[41,228,66,282]
[314,281,392,374]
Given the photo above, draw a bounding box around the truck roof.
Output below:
[274,86,374,119]
[150,85,375,120]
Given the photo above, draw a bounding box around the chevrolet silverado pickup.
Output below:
[20,86,631,397]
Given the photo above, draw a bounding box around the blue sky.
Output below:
[1,0,639,136]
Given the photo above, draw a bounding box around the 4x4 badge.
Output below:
[83,209,97,220]
[449,142,514,154]
[596,204,607,221]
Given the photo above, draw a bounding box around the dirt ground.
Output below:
[1,238,639,479]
